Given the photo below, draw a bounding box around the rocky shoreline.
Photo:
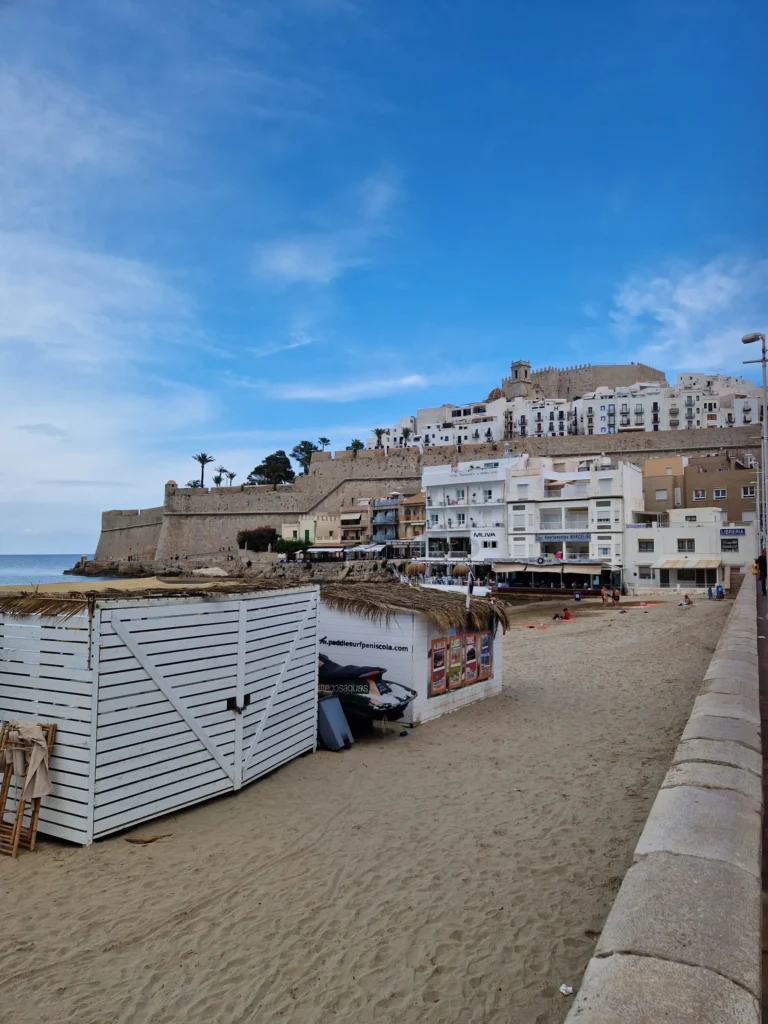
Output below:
[64,556,396,585]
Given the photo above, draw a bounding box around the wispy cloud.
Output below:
[16,423,68,438]
[0,232,197,366]
[227,371,427,402]
[611,255,768,373]
[249,330,315,358]
[254,170,400,285]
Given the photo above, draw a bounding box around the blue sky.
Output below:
[1,0,766,553]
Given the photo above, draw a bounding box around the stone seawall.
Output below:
[566,578,762,1022]
[94,425,759,562]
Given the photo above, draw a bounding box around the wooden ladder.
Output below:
[0,722,57,858]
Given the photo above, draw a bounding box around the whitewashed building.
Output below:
[368,396,507,449]
[503,456,644,572]
[624,507,757,594]
[422,456,523,565]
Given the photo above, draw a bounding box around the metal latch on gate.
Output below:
[226,694,251,714]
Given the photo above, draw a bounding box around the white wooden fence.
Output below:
[0,586,319,843]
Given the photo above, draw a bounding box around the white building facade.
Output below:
[624,507,757,594]
[422,457,523,564]
[503,457,644,575]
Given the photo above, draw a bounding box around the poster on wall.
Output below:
[478,632,492,680]
[463,633,478,684]
[448,635,464,690]
[429,639,447,696]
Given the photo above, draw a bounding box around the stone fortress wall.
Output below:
[502,360,669,400]
[94,425,760,562]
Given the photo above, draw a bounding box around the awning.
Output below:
[651,558,688,570]
[694,558,721,569]
[367,544,386,553]
[561,564,599,575]
[530,564,563,575]
[307,547,345,554]
[493,562,529,573]
[340,513,362,524]
[345,544,371,552]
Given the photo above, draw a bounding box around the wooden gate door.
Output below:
[239,589,318,787]
[94,600,242,837]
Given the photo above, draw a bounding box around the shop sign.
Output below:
[720,528,746,536]
[535,533,591,542]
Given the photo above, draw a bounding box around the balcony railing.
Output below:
[373,497,399,508]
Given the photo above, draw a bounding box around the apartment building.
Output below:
[399,492,426,539]
[339,502,372,545]
[625,507,757,594]
[503,456,644,577]
[642,454,758,523]
[422,457,521,564]
[504,397,574,438]
[368,396,507,449]
[371,495,400,544]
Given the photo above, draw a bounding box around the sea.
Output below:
[0,554,114,587]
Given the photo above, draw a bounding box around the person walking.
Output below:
[612,586,621,608]
[757,551,767,597]
[601,585,608,608]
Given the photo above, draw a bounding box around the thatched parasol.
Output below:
[319,582,509,633]
[405,562,426,576]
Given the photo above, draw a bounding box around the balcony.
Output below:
[373,497,399,508]
[372,530,396,544]
[371,513,397,525]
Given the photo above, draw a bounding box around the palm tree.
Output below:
[215,464,228,483]
[401,427,412,446]
[373,428,386,448]
[318,437,331,451]
[212,473,223,487]
[192,452,215,486]
[186,479,202,488]
[226,471,237,486]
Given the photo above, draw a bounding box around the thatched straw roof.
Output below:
[0,577,509,632]
[0,578,290,621]
[319,582,509,632]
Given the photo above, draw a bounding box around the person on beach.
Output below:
[562,607,571,620]
[601,585,608,608]
[612,587,620,608]
[757,552,767,597]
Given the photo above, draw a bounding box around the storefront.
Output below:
[492,559,617,591]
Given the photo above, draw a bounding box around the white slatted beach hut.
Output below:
[0,584,318,844]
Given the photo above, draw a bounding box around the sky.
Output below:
[1,0,766,553]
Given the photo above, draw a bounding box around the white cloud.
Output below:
[611,256,768,373]
[0,233,196,366]
[254,170,399,285]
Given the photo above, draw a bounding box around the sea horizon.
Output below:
[0,553,109,587]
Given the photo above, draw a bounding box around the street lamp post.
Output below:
[742,331,767,550]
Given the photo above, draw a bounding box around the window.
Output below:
[638,565,653,579]
[685,515,697,522]
[512,503,525,510]
[456,488,465,500]
[721,538,739,552]
[742,486,756,498]
[540,509,562,529]
[483,489,493,502]
[430,513,439,525]
[598,545,611,557]
[677,538,695,552]
[292,530,297,539]
[456,513,466,525]
[638,539,654,552]
[655,489,668,501]
[693,488,705,501]
[714,488,727,500]
[482,540,498,549]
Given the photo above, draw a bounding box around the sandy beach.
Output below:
[0,594,729,1023]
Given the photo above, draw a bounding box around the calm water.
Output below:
[0,554,114,587]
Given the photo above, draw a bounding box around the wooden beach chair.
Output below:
[0,721,57,857]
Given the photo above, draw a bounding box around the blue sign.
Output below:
[536,533,591,542]
[720,528,746,536]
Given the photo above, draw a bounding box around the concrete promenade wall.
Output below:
[566,578,762,1022]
